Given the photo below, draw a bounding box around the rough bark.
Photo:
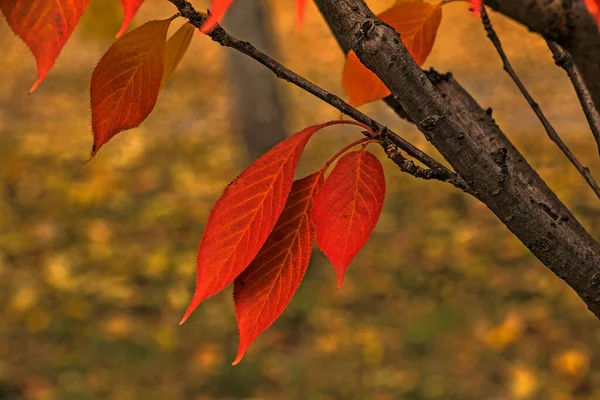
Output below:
[222,0,287,162]
[314,0,600,318]
[485,0,600,111]
[168,0,467,190]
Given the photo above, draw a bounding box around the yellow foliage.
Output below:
[0,1,599,399]
[11,284,38,312]
[192,344,222,370]
[552,349,589,381]
[45,254,76,291]
[510,365,538,399]
[145,248,170,278]
[354,327,384,366]
[316,333,342,354]
[103,315,134,338]
[154,326,177,350]
[87,220,113,244]
[483,313,524,351]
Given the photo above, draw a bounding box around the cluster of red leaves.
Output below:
[2,0,387,364]
[4,0,599,366]
[178,120,386,364]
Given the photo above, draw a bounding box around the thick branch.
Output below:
[485,0,600,111]
[169,0,600,318]
[167,0,468,191]
[547,40,600,156]
[313,0,600,318]
[481,7,600,199]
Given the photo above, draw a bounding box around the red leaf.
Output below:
[585,0,600,28]
[180,121,362,324]
[90,18,172,157]
[232,172,323,365]
[312,149,386,288]
[117,0,145,38]
[0,0,91,92]
[201,0,309,33]
[200,0,235,33]
[470,0,482,13]
[296,0,308,27]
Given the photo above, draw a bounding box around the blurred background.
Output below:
[1,0,600,399]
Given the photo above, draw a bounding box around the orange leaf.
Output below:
[117,0,145,38]
[585,0,600,29]
[162,22,195,87]
[232,172,323,365]
[90,18,172,157]
[312,149,386,288]
[180,121,362,324]
[342,0,442,107]
[0,0,91,93]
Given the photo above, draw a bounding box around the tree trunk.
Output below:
[223,0,287,162]
[314,0,600,319]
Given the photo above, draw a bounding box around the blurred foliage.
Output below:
[1,1,600,399]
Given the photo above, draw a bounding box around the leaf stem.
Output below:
[324,138,378,171]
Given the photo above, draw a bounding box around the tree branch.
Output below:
[481,7,600,200]
[547,40,600,156]
[312,0,600,319]
[484,0,600,111]
[166,0,469,192]
[169,0,600,319]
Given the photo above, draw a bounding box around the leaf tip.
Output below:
[115,25,126,38]
[29,77,42,94]
[88,143,100,160]
[179,303,196,325]
[232,345,247,366]
[179,290,206,325]
[115,17,131,38]
[178,312,191,325]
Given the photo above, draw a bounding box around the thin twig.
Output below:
[481,7,600,200]
[547,40,600,157]
[166,0,470,192]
